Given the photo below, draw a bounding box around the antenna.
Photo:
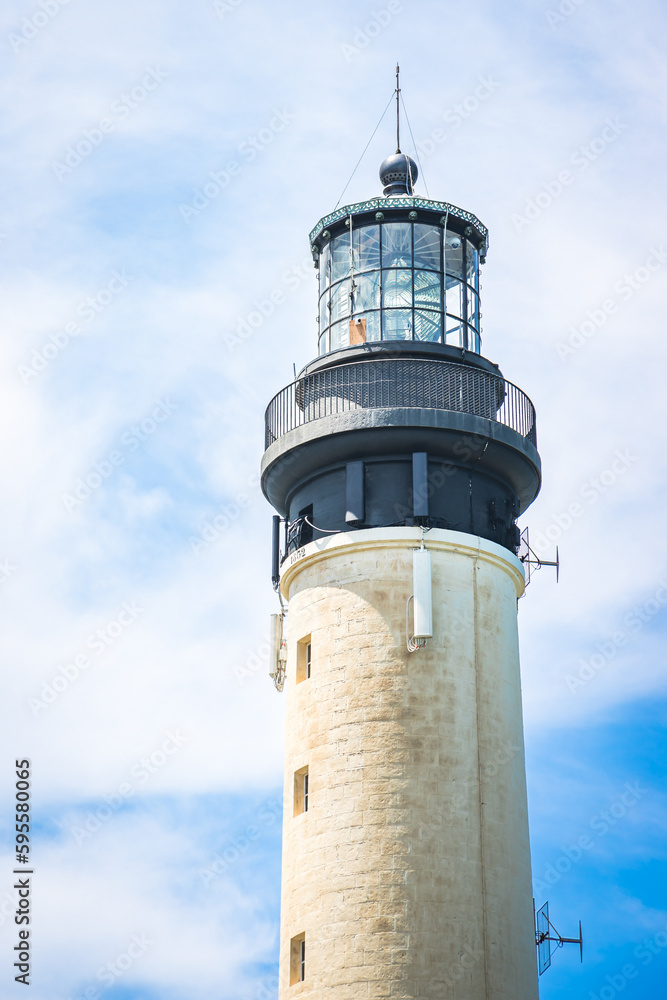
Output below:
[269,611,287,692]
[519,526,559,586]
[395,63,401,152]
[535,901,583,975]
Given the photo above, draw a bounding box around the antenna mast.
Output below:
[395,63,401,152]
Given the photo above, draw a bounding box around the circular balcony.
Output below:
[262,357,540,515]
[265,357,536,447]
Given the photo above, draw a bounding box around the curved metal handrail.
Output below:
[264,357,536,450]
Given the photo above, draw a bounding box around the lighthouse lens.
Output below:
[383,308,412,340]
[413,224,441,270]
[316,218,481,356]
[382,222,412,268]
[353,225,380,272]
[414,270,441,309]
[353,272,381,313]
[414,310,442,342]
[382,268,412,309]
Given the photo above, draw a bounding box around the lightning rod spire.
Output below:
[395,63,401,152]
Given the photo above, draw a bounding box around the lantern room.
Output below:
[311,152,489,358]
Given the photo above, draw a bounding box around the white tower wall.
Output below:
[277,526,538,999]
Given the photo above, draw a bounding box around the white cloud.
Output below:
[1,0,665,994]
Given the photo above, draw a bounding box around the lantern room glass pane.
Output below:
[382,268,412,309]
[353,272,381,313]
[319,293,328,332]
[413,224,441,270]
[330,319,348,351]
[445,280,464,319]
[382,222,412,268]
[444,233,464,279]
[331,233,350,282]
[353,225,380,272]
[466,240,479,284]
[355,311,381,342]
[414,269,441,309]
[319,243,330,295]
[330,279,351,323]
[467,289,480,328]
[383,309,412,340]
[414,310,442,343]
[445,314,465,347]
[316,220,482,356]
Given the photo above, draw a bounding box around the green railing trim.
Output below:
[309,197,489,257]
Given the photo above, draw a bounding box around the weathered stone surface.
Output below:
[278,527,538,1000]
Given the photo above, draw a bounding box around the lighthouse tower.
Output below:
[261,128,541,999]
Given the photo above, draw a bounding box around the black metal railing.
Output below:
[264,358,537,449]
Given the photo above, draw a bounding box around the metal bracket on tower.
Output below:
[535,900,583,975]
[518,527,560,587]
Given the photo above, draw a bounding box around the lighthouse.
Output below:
[261,115,541,999]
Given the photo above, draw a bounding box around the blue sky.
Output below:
[0,0,665,996]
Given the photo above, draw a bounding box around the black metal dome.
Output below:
[379,151,418,196]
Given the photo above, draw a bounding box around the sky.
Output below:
[0,0,665,997]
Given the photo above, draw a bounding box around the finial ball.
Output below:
[379,152,418,197]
